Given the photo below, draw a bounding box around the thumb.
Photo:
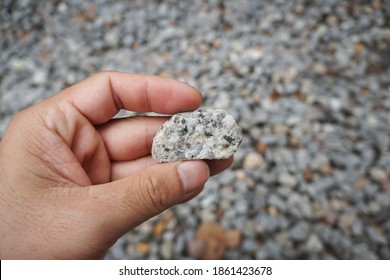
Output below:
[87,160,209,234]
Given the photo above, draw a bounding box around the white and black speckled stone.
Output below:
[152,109,242,162]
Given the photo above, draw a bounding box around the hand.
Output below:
[0,71,233,259]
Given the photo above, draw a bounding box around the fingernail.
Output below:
[177,161,210,194]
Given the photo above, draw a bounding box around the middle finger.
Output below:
[97,116,168,161]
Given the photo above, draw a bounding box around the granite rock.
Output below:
[152,109,242,162]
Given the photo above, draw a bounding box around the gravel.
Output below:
[1,0,389,259]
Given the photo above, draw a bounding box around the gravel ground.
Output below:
[1,0,390,259]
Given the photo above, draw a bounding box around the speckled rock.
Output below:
[152,109,242,162]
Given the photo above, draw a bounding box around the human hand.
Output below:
[0,71,233,259]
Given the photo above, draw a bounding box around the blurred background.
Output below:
[1,0,389,259]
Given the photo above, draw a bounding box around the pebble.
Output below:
[235,200,249,215]
[304,234,323,253]
[369,167,388,182]
[136,243,151,255]
[31,69,48,86]
[263,240,282,260]
[196,221,226,260]
[225,229,241,248]
[243,152,266,170]
[337,212,356,233]
[379,246,390,259]
[278,173,298,188]
[200,194,217,209]
[242,237,257,254]
[366,227,387,244]
[187,240,206,260]
[160,241,173,259]
[243,219,256,237]
[175,204,192,219]
[319,227,352,257]
[174,235,186,256]
[352,244,378,260]
[256,213,279,234]
[200,208,216,222]
[109,236,128,260]
[104,31,120,48]
[268,193,287,212]
[352,219,364,237]
[219,169,236,185]
[289,222,310,242]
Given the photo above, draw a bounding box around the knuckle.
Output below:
[97,70,117,79]
[139,173,172,213]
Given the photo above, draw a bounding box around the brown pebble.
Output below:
[354,176,370,190]
[288,135,301,148]
[270,91,281,101]
[354,43,366,54]
[136,243,151,255]
[255,142,268,154]
[382,181,390,192]
[319,163,332,176]
[216,208,224,219]
[153,221,165,237]
[373,0,382,10]
[267,206,279,216]
[304,168,313,182]
[225,230,241,249]
[153,210,174,237]
[196,221,226,260]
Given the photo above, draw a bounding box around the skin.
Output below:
[0,71,233,259]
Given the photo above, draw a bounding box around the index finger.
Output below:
[58,71,203,124]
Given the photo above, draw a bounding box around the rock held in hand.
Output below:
[152,109,242,162]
